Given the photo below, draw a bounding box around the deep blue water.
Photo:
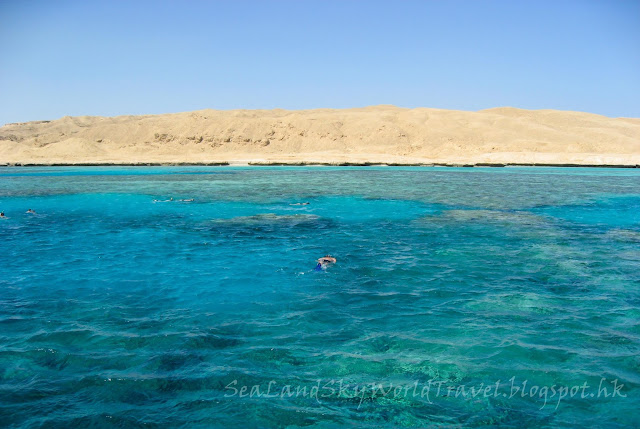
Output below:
[0,166,639,428]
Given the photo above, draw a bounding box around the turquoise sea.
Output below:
[0,166,639,428]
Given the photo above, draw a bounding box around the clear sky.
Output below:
[0,0,638,125]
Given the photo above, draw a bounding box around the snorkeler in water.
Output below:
[315,255,337,271]
[26,209,36,214]
[290,202,310,206]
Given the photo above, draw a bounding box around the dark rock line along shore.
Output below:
[1,162,639,168]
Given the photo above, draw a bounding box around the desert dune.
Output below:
[0,105,638,166]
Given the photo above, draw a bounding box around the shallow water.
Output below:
[0,166,639,428]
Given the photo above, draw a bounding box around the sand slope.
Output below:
[1,106,638,165]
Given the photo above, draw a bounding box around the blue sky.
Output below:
[0,0,638,125]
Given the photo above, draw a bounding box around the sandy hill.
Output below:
[0,106,638,166]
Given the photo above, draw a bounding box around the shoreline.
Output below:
[1,162,638,168]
